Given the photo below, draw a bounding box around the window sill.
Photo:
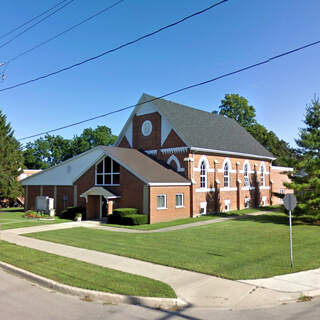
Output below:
[175,206,185,209]
[95,184,120,187]
[157,207,168,210]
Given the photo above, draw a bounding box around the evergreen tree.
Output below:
[286,97,320,216]
[0,110,23,202]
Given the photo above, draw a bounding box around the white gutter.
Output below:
[190,147,276,161]
[148,182,191,186]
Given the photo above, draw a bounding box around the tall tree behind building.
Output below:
[214,93,295,166]
[0,110,23,202]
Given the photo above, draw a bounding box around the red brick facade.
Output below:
[149,186,190,224]
[24,107,292,224]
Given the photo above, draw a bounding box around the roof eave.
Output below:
[190,147,276,161]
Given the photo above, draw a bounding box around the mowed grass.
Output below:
[104,208,264,231]
[0,208,71,230]
[26,213,320,280]
[0,241,176,298]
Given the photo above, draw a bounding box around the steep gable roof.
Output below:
[117,93,275,160]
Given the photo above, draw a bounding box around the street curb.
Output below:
[0,261,188,310]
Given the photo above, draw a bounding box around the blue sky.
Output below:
[0,0,319,148]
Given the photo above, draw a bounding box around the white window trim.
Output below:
[220,187,237,192]
[262,196,267,207]
[223,161,230,188]
[200,202,207,215]
[95,157,120,186]
[259,186,270,190]
[245,197,250,208]
[195,187,215,193]
[200,160,208,189]
[175,193,184,208]
[157,194,167,210]
[260,162,266,187]
[167,154,185,172]
[243,161,250,187]
[241,186,255,191]
[224,200,230,212]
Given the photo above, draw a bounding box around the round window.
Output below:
[141,120,152,136]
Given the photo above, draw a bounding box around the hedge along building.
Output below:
[21,93,292,223]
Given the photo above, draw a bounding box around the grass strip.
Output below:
[0,241,176,298]
[26,212,320,280]
[0,210,71,230]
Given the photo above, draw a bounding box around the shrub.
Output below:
[113,208,139,216]
[58,206,86,220]
[109,208,139,224]
[122,214,148,226]
[107,213,120,224]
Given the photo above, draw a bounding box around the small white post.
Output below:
[289,210,293,268]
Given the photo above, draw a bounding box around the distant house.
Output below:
[21,94,292,223]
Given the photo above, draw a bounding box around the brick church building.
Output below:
[22,94,292,223]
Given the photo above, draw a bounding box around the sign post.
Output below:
[283,194,297,268]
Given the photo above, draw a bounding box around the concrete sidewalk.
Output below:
[84,211,269,233]
[1,223,303,309]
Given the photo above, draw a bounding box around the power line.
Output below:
[0,0,75,50]
[0,0,228,93]
[18,39,320,141]
[6,0,125,65]
[0,0,69,41]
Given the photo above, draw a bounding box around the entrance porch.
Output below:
[80,187,120,220]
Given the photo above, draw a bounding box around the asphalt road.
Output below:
[1,269,320,320]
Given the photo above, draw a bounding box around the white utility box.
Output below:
[35,196,55,216]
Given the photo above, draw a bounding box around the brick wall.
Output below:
[132,112,162,150]
[190,153,273,214]
[149,185,190,223]
[270,168,293,205]
[119,136,131,148]
[25,186,40,210]
[56,186,74,213]
[74,165,95,209]
[107,165,146,213]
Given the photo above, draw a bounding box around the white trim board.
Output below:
[190,147,276,161]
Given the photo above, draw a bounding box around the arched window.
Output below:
[244,163,250,187]
[200,161,207,188]
[260,164,265,186]
[224,162,229,187]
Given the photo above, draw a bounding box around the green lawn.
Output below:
[104,208,264,231]
[0,208,71,230]
[0,241,175,298]
[25,212,320,280]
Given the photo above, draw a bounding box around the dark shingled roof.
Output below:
[101,146,190,184]
[139,94,275,159]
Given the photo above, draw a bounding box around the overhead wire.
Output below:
[0,0,70,41]
[17,38,320,141]
[0,0,75,50]
[0,0,228,93]
[5,0,125,65]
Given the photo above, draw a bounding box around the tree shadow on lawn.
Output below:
[233,213,319,227]
[0,208,24,213]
